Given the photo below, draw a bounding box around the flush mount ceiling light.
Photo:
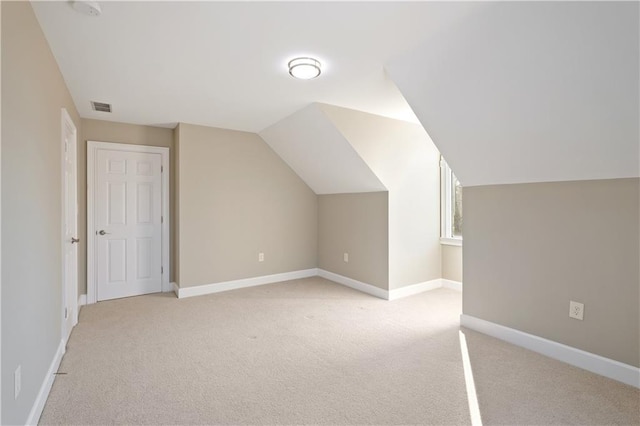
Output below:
[71,1,102,17]
[288,57,322,80]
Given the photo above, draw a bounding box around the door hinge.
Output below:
[64,308,68,319]
[161,266,164,274]
[161,165,164,173]
[161,216,164,224]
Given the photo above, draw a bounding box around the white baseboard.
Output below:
[317,269,389,300]
[177,269,319,299]
[175,268,463,302]
[26,339,66,425]
[317,271,463,301]
[442,279,463,291]
[460,314,640,389]
[77,294,86,307]
[388,279,442,300]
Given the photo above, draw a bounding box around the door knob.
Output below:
[71,237,80,244]
[98,230,110,235]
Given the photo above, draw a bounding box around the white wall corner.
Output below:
[172,282,179,297]
[388,279,442,300]
[317,269,389,300]
[26,339,66,425]
[177,269,318,299]
[460,314,640,389]
[441,279,462,291]
[77,294,87,307]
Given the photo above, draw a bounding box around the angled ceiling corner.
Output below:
[387,1,639,187]
[259,104,386,194]
[318,104,439,190]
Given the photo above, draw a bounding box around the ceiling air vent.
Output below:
[91,101,112,113]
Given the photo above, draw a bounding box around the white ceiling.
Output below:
[319,104,437,190]
[32,1,638,188]
[260,104,386,194]
[31,1,477,132]
[260,103,438,195]
[388,1,640,186]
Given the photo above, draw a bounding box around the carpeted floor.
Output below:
[40,277,639,425]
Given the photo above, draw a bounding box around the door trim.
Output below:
[61,108,78,340]
[87,141,170,304]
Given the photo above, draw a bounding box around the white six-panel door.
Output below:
[94,148,163,301]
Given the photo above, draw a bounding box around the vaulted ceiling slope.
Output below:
[259,104,386,195]
[31,1,478,132]
[319,104,437,191]
[260,103,437,195]
[387,1,639,187]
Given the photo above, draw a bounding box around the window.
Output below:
[441,157,462,245]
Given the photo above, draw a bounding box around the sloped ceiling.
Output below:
[260,103,437,195]
[31,1,478,132]
[259,104,386,194]
[387,2,639,187]
[319,104,437,190]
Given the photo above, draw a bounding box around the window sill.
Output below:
[440,237,462,247]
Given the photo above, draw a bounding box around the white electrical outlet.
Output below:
[343,253,349,263]
[15,365,21,399]
[258,252,264,262]
[569,301,584,320]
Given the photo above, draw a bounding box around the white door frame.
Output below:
[61,108,78,340]
[87,141,170,304]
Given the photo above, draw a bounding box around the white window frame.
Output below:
[440,157,462,246]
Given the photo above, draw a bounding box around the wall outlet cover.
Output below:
[569,300,584,320]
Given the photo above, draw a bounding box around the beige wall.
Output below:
[79,119,175,294]
[463,178,640,367]
[318,192,389,290]
[176,123,317,287]
[442,245,462,282]
[320,105,441,289]
[1,2,81,423]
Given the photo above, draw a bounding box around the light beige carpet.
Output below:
[40,277,639,425]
